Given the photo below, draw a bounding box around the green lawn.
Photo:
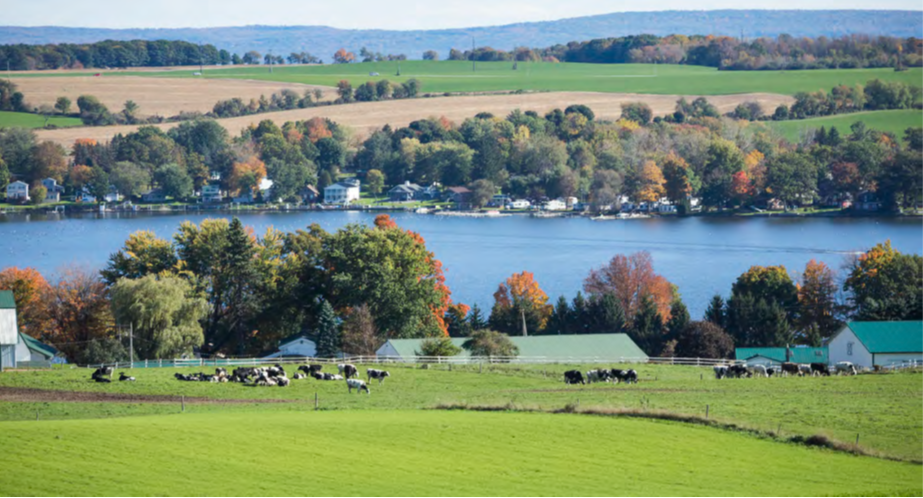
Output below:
[0,111,83,129]
[1,363,920,461]
[0,410,918,496]
[769,110,923,142]
[11,62,923,96]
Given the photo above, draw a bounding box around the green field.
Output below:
[12,62,923,96]
[770,110,923,141]
[0,111,83,129]
[0,410,919,496]
[1,363,920,462]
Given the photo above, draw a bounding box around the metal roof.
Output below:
[736,347,828,364]
[0,291,15,309]
[844,321,923,354]
[380,333,649,360]
[19,333,57,359]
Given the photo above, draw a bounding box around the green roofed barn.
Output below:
[828,321,923,369]
[0,290,19,370]
[735,347,828,367]
[376,333,648,362]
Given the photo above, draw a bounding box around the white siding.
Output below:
[874,353,923,368]
[376,342,401,358]
[0,309,18,345]
[0,344,15,369]
[279,338,316,357]
[828,326,874,369]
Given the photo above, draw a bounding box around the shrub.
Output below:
[462,329,519,359]
[416,337,462,358]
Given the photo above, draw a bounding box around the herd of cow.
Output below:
[89,363,391,395]
[563,368,639,385]
[713,361,859,379]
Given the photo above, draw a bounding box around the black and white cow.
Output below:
[810,362,831,376]
[367,368,390,385]
[586,369,610,383]
[347,378,370,395]
[798,364,813,377]
[564,370,585,385]
[118,372,135,382]
[299,364,324,376]
[91,366,114,381]
[619,369,638,384]
[835,361,858,376]
[727,364,750,378]
[780,362,800,377]
[94,376,111,383]
[338,363,358,379]
[713,365,729,379]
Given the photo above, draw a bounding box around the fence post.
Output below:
[145,359,148,368]
[315,392,319,411]
[705,405,709,419]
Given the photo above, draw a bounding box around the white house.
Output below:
[324,179,360,205]
[5,181,29,202]
[263,334,317,358]
[42,178,64,203]
[80,186,122,203]
[233,178,274,204]
[828,321,922,369]
[543,199,567,211]
[0,291,18,370]
[201,183,224,203]
[508,199,531,209]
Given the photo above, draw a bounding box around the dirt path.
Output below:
[35,91,793,148]
[0,386,295,404]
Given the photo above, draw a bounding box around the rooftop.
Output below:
[845,321,923,353]
[380,333,649,360]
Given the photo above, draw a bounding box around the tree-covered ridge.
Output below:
[0,39,230,70]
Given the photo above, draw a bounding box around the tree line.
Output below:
[0,39,230,70]
[445,34,923,70]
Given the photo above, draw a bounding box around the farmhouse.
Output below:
[201,183,224,203]
[263,334,317,359]
[736,346,828,367]
[376,333,648,362]
[0,291,18,370]
[324,179,360,205]
[389,182,423,202]
[827,321,923,369]
[298,185,319,203]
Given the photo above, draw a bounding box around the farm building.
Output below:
[735,346,828,367]
[15,333,59,367]
[0,291,19,370]
[376,333,648,362]
[264,334,317,359]
[827,321,923,369]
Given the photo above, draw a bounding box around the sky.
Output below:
[3,0,920,30]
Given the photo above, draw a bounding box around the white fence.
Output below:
[85,356,733,370]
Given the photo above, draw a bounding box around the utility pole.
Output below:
[521,306,528,337]
[129,322,134,368]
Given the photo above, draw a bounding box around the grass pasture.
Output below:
[0,363,920,462]
[0,110,82,129]
[770,110,923,142]
[27,61,920,97]
[0,410,920,496]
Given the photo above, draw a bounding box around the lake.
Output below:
[0,211,920,318]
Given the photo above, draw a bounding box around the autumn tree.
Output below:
[489,271,553,335]
[843,240,923,321]
[228,156,267,196]
[584,251,675,326]
[41,268,112,363]
[340,304,380,356]
[636,160,666,202]
[0,266,50,335]
[110,275,207,359]
[661,152,697,205]
[797,260,842,346]
[333,49,356,64]
[336,80,355,103]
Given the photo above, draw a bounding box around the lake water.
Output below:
[0,211,920,318]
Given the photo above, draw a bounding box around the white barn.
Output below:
[264,334,317,359]
[0,291,19,370]
[828,321,922,369]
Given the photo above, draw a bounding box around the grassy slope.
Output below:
[770,110,922,141]
[1,363,920,461]
[11,62,923,96]
[0,111,83,129]
[0,410,918,496]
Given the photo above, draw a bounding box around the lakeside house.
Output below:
[80,186,122,203]
[5,181,29,202]
[508,199,531,209]
[298,185,319,203]
[324,179,361,205]
[543,199,567,211]
[141,188,167,203]
[42,178,64,203]
[233,178,274,204]
[202,183,224,203]
[855,191,881,212]
[376,333,649,361]
[389,181,424,202]
[445,186,472,208]
[827,321,922,369]
[735,346,828,367]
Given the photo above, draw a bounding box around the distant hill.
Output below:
[1,10,920,60]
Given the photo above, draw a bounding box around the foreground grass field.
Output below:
[0,110,83,129]
[12,62,922,96]
[1,363,920,461]
[0,410,919,496]
[770,110,922,142]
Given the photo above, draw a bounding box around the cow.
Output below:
[118,372,135,382]
[564,370,585,385]
[586,369,610,383]
[727,364,750,378]
[747,365,768,378]
[275,376,290,387]
[713,365,728,379]
[781,362,800,377]
[346,378,370,395]
[798,364,813,377]
[609,368,624,382]
[620,369,638,384]
[293,373,307,380]
[299,364,324,376]
[338,363,358,379]
[835,361,858,376]
[367,368,390,385]
[91,366,114,381]
[215,368,228,379]
[810,362,830,376]
[94,377,111,383]
[268,364,285,377]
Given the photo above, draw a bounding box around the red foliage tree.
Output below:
[584,251,675,325]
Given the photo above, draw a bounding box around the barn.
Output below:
[376,333,648,362]
[0,291,18,370]
[827,321,923,369]
[263,334,317,359]
[16,333,59,367]
[735,346,828,367]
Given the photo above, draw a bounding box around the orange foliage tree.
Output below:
[636,160,666,203]
[228,156,267,196]
[797,260,841,345]
[304,117,333,143]
[489,271,553,335]
[41,268,112,362]
[584,251,675,325]
[333,48,356,64]
[0,267,51,335]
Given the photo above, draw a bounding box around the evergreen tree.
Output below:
[547,296,570,334]
[221,217,258,354]
[629,294,664,355]
[815,126,827,146]
[666,297,690,342]
[587,293,625,334]
[704,294,726,328]
[827,126,842,147]
[569,291,588,334]
[468,303,487,331]
[315,300,340,357]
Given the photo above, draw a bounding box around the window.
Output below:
[847,342,854,356]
